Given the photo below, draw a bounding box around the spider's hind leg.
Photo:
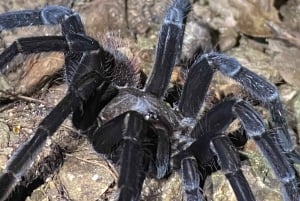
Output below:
[144,0,190,97]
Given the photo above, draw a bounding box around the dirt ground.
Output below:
[0,0,300,200]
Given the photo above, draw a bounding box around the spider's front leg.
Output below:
[144,0,190,97]
[0,5,85,81]
[87,111,170,201]
[0,45,117,201]
[0,6,76,31]
[0,34,99,73]
[93,111,150,201]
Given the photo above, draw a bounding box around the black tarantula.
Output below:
[0,0,299,200]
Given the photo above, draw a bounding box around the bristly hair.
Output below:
[96,31,141,88]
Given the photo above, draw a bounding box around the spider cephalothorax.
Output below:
[0,0,299,201]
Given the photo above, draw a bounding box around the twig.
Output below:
[266,21,300,49]
[0,89,47,104]
[15,95,47,104]
[65,153,119,181]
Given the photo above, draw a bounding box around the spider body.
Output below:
[0,0,299,201]
[98,86,197,171]
[100,87,180,128]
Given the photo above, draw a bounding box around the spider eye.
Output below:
[145,112,159,121]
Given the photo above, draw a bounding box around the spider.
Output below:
[0,0,299,200]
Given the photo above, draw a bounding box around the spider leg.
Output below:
[144,0,190,97]
[209,134,256,201]
[91,111,152,200]
[180,52,300,161]
[234,100,299,201]
[152,126,170,179]
[190,99,236,139]
[178,93,299,200]
[177,133,254,201]
[60,10,87,83]
[0,6,85,37]
[0,48,113,201]
[178,56,214,118]
[180,156,205,201]
[0,6,75,31]
[179,100,255,201]
[0,34,99,74]
[197,99,298,200]
[71,81,118,132]
[91,111,171,200]
[202,52,300,162]
[113,111,148,201]
[0,5,86,82]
